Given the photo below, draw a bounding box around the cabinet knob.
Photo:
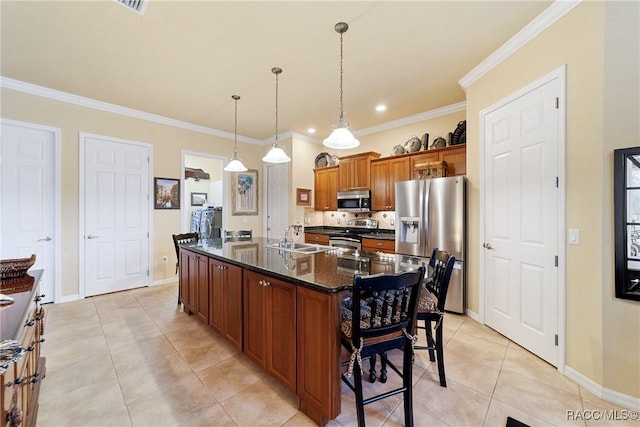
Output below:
[264,281,271,287]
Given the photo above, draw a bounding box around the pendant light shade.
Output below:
[224,95,248,172]
[263,67,291,164]
[323,22,360,150]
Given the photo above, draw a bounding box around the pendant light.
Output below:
[224,95,248,172]
[262,67,291,164]
[323,22,360,150]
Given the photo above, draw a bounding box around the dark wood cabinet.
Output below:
[243,270,296,392]
[296,286,342,424]
[313,166,338,211]
[370,156,411,211]
[209,258,243,350]
[180,248,208,322]
[338,152,380,191]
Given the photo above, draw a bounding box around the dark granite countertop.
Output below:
[181,237,425,294]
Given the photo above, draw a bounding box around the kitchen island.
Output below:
[178,237,425,425]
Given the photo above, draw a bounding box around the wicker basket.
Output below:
[0,254,36,279]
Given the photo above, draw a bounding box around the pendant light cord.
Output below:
[232,94,240,159]
[339,29,344,125]
[275,70,279,143]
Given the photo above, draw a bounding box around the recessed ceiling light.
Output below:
[307,128,316,134]
[375,104,387,112]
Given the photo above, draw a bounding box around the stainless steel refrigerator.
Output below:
[395,176,466,313]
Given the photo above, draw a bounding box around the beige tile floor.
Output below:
[37,283,632,427]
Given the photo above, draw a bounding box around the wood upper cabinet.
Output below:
[338,152,380,191]
[370,156,411,211]
[243,270,296,392]
[209,258,243,350]
[180,248,208,322]
[313,166,338,211]
[410,145,466,178]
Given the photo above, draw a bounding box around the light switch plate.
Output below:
[568,228,580,245]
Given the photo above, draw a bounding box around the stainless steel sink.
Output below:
[264,242,332,254]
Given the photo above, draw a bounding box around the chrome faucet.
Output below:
[282,224,303,249]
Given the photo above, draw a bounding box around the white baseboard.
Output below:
[55,294,81,304]
[564,366,640,411]
[152,277,178,286]
[465,308,480,323]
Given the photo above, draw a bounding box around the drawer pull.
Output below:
[24,319,35,327]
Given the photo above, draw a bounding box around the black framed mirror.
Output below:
[614,147,640,301]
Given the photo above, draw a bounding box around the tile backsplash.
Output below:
[303,209,395,230]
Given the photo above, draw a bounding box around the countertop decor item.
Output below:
[0,254,36,279]
[224,95,248,172]
[263,67,291,164]
[323,22,360,150]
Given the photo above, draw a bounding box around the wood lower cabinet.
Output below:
[209,258,243,350]
[304,233,330,245]
[338,152,380,191]
[296,286,342,424]
[362,238,395,254]
[313,166,338,211]
[243,270,296,392]
[180,248,208,323]
[1,272,46,427]
[370,156,411,211]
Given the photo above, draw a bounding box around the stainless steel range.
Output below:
[328,219,378,250]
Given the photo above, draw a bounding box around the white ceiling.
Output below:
[1,1,553,144]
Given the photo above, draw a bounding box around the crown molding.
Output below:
[354,101,466,138]
[459,0,581,90]
[0,76,263,145]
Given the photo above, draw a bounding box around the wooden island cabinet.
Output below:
[178,241,420,425]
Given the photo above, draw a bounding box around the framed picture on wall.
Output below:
[190,192,207,206]
[231,170,258,215]
[296,188,312,206]
[154,177,180,209]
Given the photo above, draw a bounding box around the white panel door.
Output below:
[1,122,56,303]
[264,163,289,241]
[83,135,150,296]
[484,78,559,365]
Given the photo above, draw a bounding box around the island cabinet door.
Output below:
[243,271,296,392]
[266,277,296,392]
[195,254,209,323]
[209,260,243,350]
[179,249,191,310]
[296,287,342,423]
[223,264,243,350]
[243,271,267,369]
[209,259,225,333]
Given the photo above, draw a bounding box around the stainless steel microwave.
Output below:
[337,190,371,212]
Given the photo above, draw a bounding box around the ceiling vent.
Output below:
[115,0,147,14]
[185,167,210,181]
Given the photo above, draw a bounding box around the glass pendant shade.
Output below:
[262,144,291,163]
[224,158,247,172]
[323,125,359,150]
[224,94,247,172]
[263,67,291,164]
[324,22,359,150]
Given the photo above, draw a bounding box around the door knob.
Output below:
[86,235,99,239]
[482,242,494,250]
[37,236,52,242]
